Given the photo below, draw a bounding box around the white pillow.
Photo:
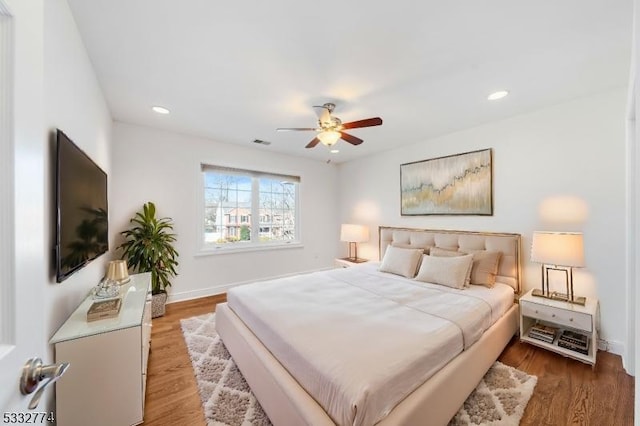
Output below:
[468,250,502,288]
[391,241,430,254]
[379,246,424,278]
[414,254,474,289]
[429,247,471,287]
[429,247,462,257]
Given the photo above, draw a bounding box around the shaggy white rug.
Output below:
[181,313,537,426]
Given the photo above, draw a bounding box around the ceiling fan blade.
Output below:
[276,127,318,132]
[305,137,321,149]
[313,105,332,127]
[341,117,383,130]
[340,132,363,146]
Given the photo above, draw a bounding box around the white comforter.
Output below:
[226,262,513,426]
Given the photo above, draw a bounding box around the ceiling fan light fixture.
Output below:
[317,130,341,146]
[279,103,382,149]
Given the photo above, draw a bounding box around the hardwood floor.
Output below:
[143,295,225,426]
[499,340,635,426]
[143,296,634,425]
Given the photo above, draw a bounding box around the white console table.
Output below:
[50,273,152,426]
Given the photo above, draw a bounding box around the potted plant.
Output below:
[118,202,179,317]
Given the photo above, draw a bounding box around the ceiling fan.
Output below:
[276,103,383,149]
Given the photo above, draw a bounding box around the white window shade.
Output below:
[201,164,300,183]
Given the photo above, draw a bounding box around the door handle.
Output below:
[20,358,70,409]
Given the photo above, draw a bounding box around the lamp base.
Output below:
[341,257,368,264]
[531,288,586,306]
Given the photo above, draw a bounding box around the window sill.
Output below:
[195,241,304,257]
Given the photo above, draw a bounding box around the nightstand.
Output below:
[519,289,598,366]
[334,258,368,268]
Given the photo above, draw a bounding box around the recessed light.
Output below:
[152,106,170,114]
[487,90,509,101]
[330,149,339,154]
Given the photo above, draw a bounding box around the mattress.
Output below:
[226,262,514,426]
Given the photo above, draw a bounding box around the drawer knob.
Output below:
[569,318,573,322]
[535,310,539,314]
[552,314,556,318]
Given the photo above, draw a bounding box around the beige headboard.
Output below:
[379,226,522,293]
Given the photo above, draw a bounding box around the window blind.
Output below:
[201,164,300,183]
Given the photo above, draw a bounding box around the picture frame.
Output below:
[400,148,493,216]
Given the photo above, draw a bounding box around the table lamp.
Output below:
[106,260,130,285]
[340,224,369,263]
[530,231,585,305]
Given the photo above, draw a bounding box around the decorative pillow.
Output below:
[391,242,430,255]
[468,250,502,288]
[429,247,471,286]
[379,246,424,278]
[429,247,463,257]
[414,254,474,289]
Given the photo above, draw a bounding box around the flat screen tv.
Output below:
[55,129,108,282]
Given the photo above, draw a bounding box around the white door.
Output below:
[0,0,49,414]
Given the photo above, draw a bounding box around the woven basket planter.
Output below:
[151,292,168,318]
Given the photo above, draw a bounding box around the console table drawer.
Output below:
[521,300,592,332]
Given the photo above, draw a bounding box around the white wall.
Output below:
[110,122,339,302]
[338,88,627,355]
[43,0,112,342]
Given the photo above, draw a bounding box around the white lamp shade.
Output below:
[340,224,369,243]
[531,232,585,267]
[318,130,341,146]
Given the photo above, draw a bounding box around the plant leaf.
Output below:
[116,201,179,294]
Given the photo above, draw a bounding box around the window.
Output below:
[201,164,300,251]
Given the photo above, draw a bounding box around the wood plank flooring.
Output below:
[143,295,225,426]
[143,296,634,426]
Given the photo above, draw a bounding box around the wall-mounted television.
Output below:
[55,129,108,282]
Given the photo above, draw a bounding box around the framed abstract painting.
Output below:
[400,148,493,215]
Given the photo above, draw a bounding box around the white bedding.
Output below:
[226,262,514,426]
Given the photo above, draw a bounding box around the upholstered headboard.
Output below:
[379,226,522,293]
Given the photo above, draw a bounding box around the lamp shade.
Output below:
[531,232,585,267]
[106,260,130,283]
[318,130,341,146]
[340,224,369,243]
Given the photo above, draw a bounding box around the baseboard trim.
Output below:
[166,267,333,304]
[598,338,625,356]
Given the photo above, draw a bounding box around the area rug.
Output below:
[181,313,537,426]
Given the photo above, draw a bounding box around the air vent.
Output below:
[253,139,271,145]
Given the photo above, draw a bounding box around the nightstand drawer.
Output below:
[520,300,592,332]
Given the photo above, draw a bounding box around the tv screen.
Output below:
[55,130,108,282]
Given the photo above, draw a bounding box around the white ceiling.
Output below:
[67,0,632,163]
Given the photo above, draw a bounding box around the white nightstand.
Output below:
[334,258,368,268]
[519,289,598,366]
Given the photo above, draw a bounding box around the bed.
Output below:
[216,227,522,426]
